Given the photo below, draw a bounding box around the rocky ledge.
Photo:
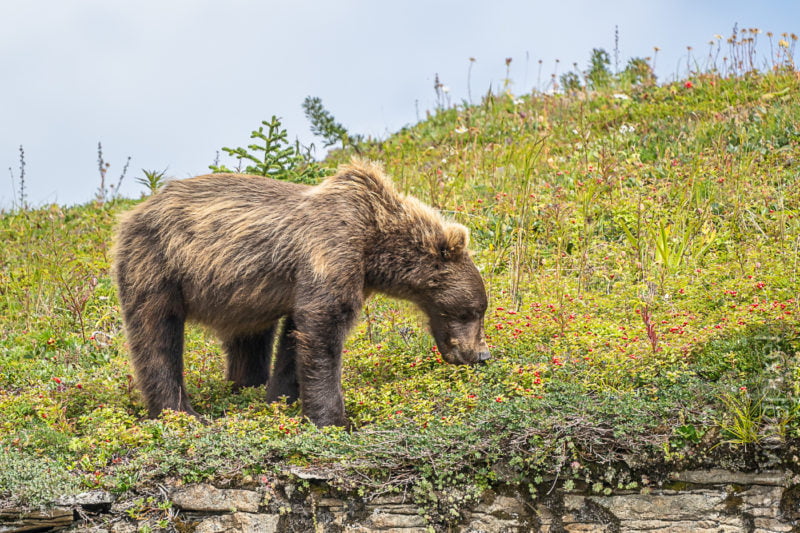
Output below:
[1,468,799,532]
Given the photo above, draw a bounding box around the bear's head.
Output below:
[419,223,490,365]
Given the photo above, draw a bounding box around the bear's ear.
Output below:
[438,223,470,260]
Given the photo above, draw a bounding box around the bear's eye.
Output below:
[452,311,475,321]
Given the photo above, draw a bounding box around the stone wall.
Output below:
[1,469,798,532]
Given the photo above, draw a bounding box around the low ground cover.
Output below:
[1,62,798,523]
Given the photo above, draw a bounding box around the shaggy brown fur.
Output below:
[113,160,489,427]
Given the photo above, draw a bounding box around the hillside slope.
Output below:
[1,71,799,519]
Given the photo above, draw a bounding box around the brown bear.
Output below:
[113,160,489,427]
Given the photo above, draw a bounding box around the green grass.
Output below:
[1,68,799,514]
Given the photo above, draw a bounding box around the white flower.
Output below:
[612,93,630,100]
[513,98,524,106]
[454,126,468,134]
[619,124,635,135]
[442,85,451,94]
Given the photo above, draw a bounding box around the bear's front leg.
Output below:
[293,299,361,427]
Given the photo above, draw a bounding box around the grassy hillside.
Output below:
[1,67,799,519]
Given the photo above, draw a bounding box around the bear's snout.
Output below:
[438,333,490,365]
[429,314,490,366]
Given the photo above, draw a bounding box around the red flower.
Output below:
[684,81,693,89]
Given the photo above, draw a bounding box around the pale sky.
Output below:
[2,1,798,207]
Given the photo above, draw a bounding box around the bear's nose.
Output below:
[477,350,491,362]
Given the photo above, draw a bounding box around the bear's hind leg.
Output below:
[266,317,300,403]
[223,328,275,390]
[124,287,196,418]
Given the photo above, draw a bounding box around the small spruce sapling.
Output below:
[560,71,582,92]
[586,48,612,90]
[209,116,324,184]
[302,96,363,154]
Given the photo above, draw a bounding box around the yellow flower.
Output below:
[779,39,790,48]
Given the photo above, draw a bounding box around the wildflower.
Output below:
[612,93,630,100]
[779,39,790,49]
[684,81,693,89]
[454,126,468,134]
